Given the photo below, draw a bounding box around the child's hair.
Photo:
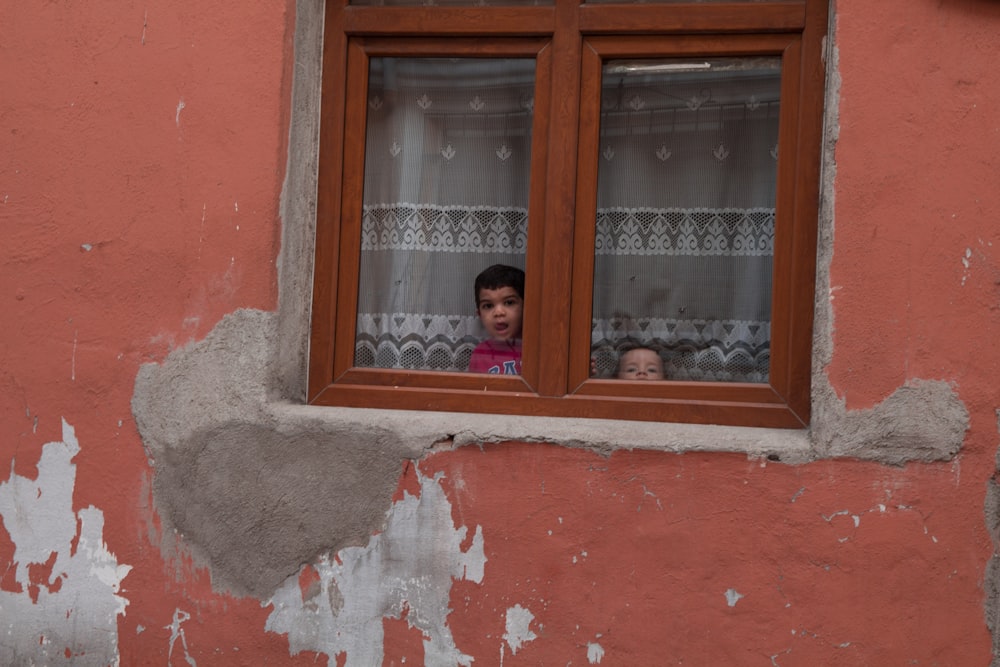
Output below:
[474,264,525,304]
[616,340,656,355]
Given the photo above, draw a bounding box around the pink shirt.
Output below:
[468,339,522,375]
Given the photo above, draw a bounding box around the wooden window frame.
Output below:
[308,0,829,429]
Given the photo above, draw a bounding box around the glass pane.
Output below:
[355,58,535,374]
[590,57,780,383]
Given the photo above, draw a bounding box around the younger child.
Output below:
[616,344,665,380]
[468,264,524,375]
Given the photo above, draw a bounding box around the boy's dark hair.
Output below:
[474,264,525,304]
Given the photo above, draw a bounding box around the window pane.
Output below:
[355,57,535,372]
[590,57,780,383]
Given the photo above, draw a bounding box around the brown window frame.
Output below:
[308,0,829,429]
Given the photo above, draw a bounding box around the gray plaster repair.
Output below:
[129,0,971,610]
[985,428,1000,667]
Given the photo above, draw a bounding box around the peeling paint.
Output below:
[587,641,605,664]
[0,419,132,666]
[166,608,198,667]
[503,604,537,655]
[725,589,744,607]
[71,329,77,381]
[265,467,485,666]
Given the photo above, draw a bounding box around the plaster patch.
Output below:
[587,641,605,664]
[981,409,1000,660]
[504,604,538,655]
[133,309,427,598]
[810,379,967,464]
[265,467,485,666]
[0,419,132,666]
[148,419,414,598]
[725,589,744,607]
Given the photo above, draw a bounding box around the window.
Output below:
[309,0,828,428]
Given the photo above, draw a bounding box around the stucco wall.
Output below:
[4,0,1000,665]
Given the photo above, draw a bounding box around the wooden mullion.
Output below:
[766,37,802,415]
[331,39,372,380]
[579,2,806,35]
[534,0,583,397]
[566,39,603,394]
[353,36,551,57]
[335,367,534,392]
[312,384,807,428]
[580,32,799,58]
[343,6,556,36]
[517,42,554,392]
[782,0,829,423]
[573,379,786,404]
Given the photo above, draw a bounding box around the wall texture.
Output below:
[3,0,1000,665]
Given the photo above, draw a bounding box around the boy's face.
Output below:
[477,286,524,342]
[617,348,664,380]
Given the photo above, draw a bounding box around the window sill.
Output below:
[269,401,815,463]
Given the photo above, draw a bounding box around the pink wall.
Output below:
[3,0,1000,664]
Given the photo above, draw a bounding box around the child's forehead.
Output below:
[621,348,660,362]
[478,285,519,300]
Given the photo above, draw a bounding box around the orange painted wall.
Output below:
[3,0,1000,665]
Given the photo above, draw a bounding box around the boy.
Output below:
[616,344,665,380]
[468,264,524,375]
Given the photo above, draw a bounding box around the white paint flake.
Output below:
[266,469,486,666]
[961,247,972,285]
[587,641,605,664]
[176,99,186,127]
[166,608,197,666]
[0,419,132,666]
[503,604,537,655]
[725,589,744,607]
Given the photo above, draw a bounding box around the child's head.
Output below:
[616,345,664,380]
[474,264,525,342]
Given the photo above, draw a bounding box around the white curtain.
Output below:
[590,58,779,382]
[355,56,779,383]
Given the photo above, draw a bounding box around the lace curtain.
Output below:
[355,56,779,382]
